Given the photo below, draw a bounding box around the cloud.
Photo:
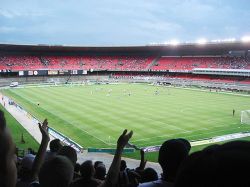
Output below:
[0,0,249,45]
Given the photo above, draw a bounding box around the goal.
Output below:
[241,110,250,124]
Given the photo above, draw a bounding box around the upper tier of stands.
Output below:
[151,57,250,71]
[0,55,250,71]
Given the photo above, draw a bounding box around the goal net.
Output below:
[241,110,250,124]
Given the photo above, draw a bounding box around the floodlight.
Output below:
[196,38,207,45]
[225,38,236,42]
[241,36,250,42]
[169,39,180,46]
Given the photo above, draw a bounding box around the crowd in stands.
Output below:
[112,73,250,84]
[2,108,250,187]
[151,56,250,71]
[0,55,154,71]
[1,55,250,72]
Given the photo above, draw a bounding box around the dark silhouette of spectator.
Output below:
[58,145,77,166]
[0,110,17,187]
[45,138,62,161]
[139,138,191,187]
[140,168,158,183]
[120,160,127,171]
[175,141,250,187]
[94,161,103,169]
[16,154,35,187]
[74,163,81,180]
[71,160,102,187]
[50,139,62,152]
[39,155,74,187]
[95,163,106,181]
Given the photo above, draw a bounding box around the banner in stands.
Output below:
[77,70,87,74]
[48,70,58,75]
[59,70,70,75]
[19,71,24,76]
[71,70,78,74]
[142,145,161,153]
[37,70,48,76]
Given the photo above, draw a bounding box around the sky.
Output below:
[0,0,250,46]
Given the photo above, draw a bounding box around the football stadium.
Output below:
[1,43,250,155]
[1,1,250,186]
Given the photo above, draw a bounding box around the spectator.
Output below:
[74,163,81,180]
[71,160,102,187]
[0,110,17,187]
[175,141,250,187]
[58,145,77,166]
[16,154,35,187]
[94,161,103,170]
[39,155,74,187]
[139,138,191,187]
[45,139,62,161]
[95,162,106,181]
[120,160,127,171]
[140,168,158,183]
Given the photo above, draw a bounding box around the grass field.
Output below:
[2,83,250,154]
[0,104,39,151]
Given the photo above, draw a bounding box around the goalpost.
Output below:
[241,110,250,124]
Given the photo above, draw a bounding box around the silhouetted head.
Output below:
[39,155,74,187]
[158,138,191,181]
[58,146,77,165]
[19,154,35,181]
[74,163,81,173]
[120,160,127,171]
[175,141,250,187]
[95,163,106,180]
[0,110,17,187]
[94,161,103,169]
[49,139,62,153]
[141,167,158,183]
[80,160,95,180]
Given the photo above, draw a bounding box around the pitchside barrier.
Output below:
[141,131,250,153]
[88,148,135,153]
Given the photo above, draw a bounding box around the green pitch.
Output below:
[2,84,250,150]
[0,104,39,151]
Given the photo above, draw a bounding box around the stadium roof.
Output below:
[0,42,250,56]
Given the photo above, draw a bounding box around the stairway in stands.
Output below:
[145,56,161,70]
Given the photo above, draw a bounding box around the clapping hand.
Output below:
[117,129,133,151]
[38,119,50,142]
[139,149,147,170]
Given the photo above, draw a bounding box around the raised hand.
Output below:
[117,129,133,151]
[31,119,50,180]
[139,149,147,170]
[100,130,134,187]
[38,119,50,142]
